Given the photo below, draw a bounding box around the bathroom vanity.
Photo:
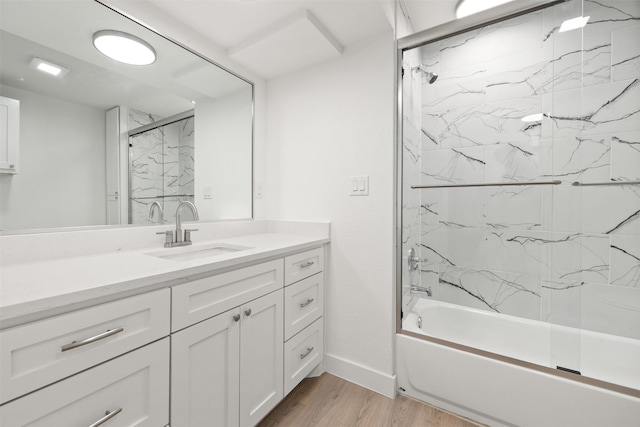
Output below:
[0,220,329,427]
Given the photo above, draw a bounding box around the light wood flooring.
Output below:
[258,373,481,427]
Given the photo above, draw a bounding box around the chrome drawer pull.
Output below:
[300,298,314,308]
[61,327,124,352]
[299,346,314,360]
[300,261,315,269]
[88,407,122,427]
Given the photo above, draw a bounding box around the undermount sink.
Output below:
[145,243,252,262]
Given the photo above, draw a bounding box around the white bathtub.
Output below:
[403,298,640,390]
[397,299,640,427]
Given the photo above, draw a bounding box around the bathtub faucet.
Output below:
[410,285,432,297]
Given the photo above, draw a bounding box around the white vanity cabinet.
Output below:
[170,260,284,427]
[283,248,325,395]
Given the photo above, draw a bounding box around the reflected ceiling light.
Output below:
[559,16,590,33]
[93,30,156,65]
[29,57,70,78]
[455,0,515,19]
[521,113,544,122]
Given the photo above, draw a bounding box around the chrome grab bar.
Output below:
[61,327,124,352]
[300,298,314,308]
[88,408,122,427]
[299,347,314,360]
[572,180,640,187]
[412,180,561,189]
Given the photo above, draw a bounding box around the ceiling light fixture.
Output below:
[93,30,156,65]
[455,0,515,19]
[29,57,70,78]
[559,16,590,33]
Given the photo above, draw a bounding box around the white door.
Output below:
[240,289,284,427]
[171,308,241,427]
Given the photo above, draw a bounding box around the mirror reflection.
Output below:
[0,0,254,233]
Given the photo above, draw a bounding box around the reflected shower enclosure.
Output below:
[129,109,195,224]
[397,0,640,393]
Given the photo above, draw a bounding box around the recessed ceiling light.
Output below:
[93,30,156,65]
[455,0,515,19]
[29,57,70,78]
[559,16,590,33]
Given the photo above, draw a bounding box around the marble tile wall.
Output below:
[129,109,195,224]
[402,0,640,342]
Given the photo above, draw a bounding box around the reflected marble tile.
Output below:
[485,140,550,182]
[487,186,543,231]
[421,146,485,185]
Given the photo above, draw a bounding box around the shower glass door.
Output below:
[129,113,195,224]
[399,0,640,391]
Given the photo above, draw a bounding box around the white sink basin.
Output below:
[145,243,252,262]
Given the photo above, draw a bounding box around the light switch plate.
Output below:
[349,175,369,196]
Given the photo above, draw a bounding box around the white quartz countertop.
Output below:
[0,232,329,329]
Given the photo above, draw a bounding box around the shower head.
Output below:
[412,65,438,84]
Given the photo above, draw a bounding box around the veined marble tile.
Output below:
[435,226,486,270]
[487,186,543,231]
[540,279,583,326]
[420,190,439,226]
[546,233,610,285]
[420,112,443,151]
[581,282,640,339]
[438,187,486,228]
[580,186,640,235]
[421,146,485,185]
[550,136,611,183]
[439,12,543,73]
[584,0,640,38]
[423,63,487,111]
[485,140,550,182]
[612,24,640,82]
[544,185,582,233]
[128,108,162,129]
[611,130,640,181]
[548,79,640,138]
[438,265,541,319]
[486,230,550,276]
[610,235,640,287]
[438,96,543,149]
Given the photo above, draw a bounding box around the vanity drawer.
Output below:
[172,259,283,332]
[284,318,323,395]
[284,247,324,286]
[284,272,324,340]
[0,288,170,404]
[0,338,169,426]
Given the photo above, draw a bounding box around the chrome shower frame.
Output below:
[393,0,639,399]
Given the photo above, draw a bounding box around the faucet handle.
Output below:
[184,228,198,243]
[156,230,174,247]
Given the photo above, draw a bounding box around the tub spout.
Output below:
[410,285,432,297]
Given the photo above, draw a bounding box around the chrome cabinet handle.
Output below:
[299,346,314,360]
[300,261,315,269]
[233,314,240,322]
[88,408,122,427]
[244,309,252,317]
[61,327,124,352]
[300,298,314,308]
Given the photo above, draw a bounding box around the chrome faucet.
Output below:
[156,201,199,248]
[148,201,163,223]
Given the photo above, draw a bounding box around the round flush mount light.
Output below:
[455,0,516,19]
[93,30,156,65]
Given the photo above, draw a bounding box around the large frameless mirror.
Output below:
[0,0,253,233]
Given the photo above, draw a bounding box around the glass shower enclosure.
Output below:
[397,0,639,393]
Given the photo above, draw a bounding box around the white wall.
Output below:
[266,33,397,396]
[195,88,253,219]
[0,85,106,231]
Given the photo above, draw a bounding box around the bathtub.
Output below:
[397,298,640,426]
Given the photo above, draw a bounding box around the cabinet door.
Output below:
[171,308,241,427]
[240,289,284,427]
[0,338,169,427]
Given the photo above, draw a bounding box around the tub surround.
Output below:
[0,220,330,329]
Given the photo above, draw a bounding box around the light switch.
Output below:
[349,175,369,196]
[203,187,212,199]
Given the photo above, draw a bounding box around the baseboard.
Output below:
[324,353,397,398]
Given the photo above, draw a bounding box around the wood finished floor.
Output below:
[258,373,481,427]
